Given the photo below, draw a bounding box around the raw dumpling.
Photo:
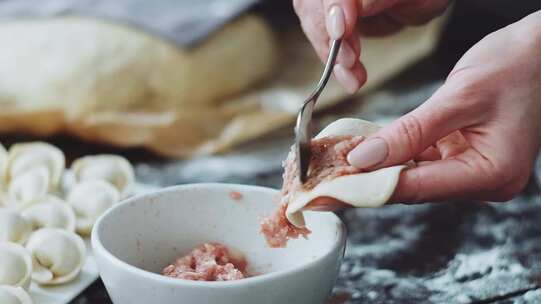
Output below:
[72,155,134,196]
[0,242,33,290]
[0,208,32,244]
[0,286,33,304]
[4,142,65,188]
[7,166,50,210]
[21,195,76,232]
[25,228,86,285]
[67,180,120,235]
[285,118,407,227]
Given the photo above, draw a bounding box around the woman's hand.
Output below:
[293,0,449,93]
[306,11,541,210]
[347,11,541,203]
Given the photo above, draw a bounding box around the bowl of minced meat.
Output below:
[92,183,346,304]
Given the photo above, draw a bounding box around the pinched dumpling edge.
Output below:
[71,154,134,196]
[4,142,65,188]
[25,228,86,285]
[21,195,77,232]
[285,118,406,227]
[0,208,32,244]
[67,180,120,235]
[6,166,50,210]
[0,242,33,290]
[0,286,34,304]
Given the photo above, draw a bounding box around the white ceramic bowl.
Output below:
[92,183,346,304]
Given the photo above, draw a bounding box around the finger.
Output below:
[387,0,449,26]
[347,83,486,170]
[334,61,366,93]
[436,131,470,159]
[414,146,440,162]
[294,0,332,63]
[323,0,359,39]
[358,14,404,37]
[304,196,352,211]
[390,148,497,203]
[332,27,366,93]
[335,41,358,69]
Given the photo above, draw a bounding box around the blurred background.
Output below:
[1,0,541,303]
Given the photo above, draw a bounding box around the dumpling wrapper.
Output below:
[0,286,33,304]
[67,180,120,235]
[286,118,406,227]
[4,142,65,188]
[0,242,33,290]
[0,208,32,244]
[25,228,86,285]
[7,166,50,210]
[21,195,77,232]
[71,154,134,196]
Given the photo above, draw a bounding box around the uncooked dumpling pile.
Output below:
[261,118,407,247]
[0,141,136,301]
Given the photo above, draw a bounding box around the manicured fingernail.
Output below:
[347,138,388,169]
[335,42,357,68]
[334,64,359,94]
[326,5,345,40]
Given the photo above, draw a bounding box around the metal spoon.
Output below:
[295,39,342,183]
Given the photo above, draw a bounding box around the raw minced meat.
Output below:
[260,135,363,248]
[162,243,247,281]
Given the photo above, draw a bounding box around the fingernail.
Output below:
[334,64,360,94]
[326,5,345,40]
[335,41,357,69]
[347,138,388,169]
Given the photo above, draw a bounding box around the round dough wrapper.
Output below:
[25,228,86,285]
[21,195,76,232]
[7,166,50,210]
[0,242,33,290]
[0,208,32,244]
[286,118,406,227]
[72,154,134,196]
[0,286,33,304]
[67,180,120,235]
[5,142,65,188]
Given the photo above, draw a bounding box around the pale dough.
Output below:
[0,15,277,118]
[286,118,406,227]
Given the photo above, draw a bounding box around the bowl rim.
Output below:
[91,183,347,288]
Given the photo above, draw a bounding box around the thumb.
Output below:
[347,85,476,170]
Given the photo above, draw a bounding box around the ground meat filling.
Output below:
[162,243,248,281]
[260,135,363,247]
[302,135,364,190]
[260,203,311,248]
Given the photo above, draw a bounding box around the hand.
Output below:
[307,11,541,210]
[293,0,449,93]
[347,11,541,203]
